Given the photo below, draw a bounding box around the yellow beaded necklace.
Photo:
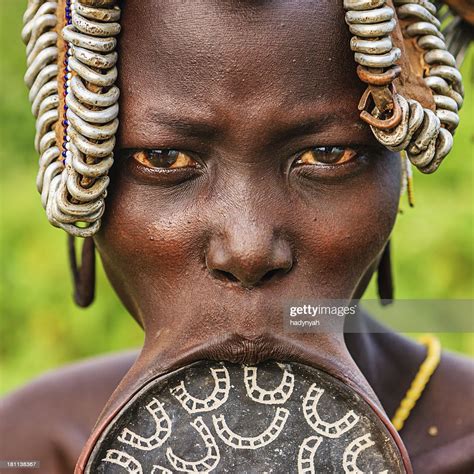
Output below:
[391,334,442,431]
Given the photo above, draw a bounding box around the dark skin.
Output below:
[1,1,473,473]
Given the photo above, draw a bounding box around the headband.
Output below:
[22,0,466,238]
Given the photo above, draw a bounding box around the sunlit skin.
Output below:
[0,1,473,473]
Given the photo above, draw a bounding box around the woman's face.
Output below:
[94,0,401,362]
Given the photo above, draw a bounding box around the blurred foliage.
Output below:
[0,0,472,395]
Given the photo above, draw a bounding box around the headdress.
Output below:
[22,0,120,238]
[22,0,468,238]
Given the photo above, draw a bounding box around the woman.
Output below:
[1,0,473,472]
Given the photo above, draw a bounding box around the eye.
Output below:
[294,147,358,166]
[132,149,200,170]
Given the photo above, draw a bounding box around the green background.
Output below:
[0,1,473,395]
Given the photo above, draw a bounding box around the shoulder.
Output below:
[0,350,138,474]
[404,349,474,474]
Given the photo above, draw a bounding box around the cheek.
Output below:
[94,165,208,321]
[294,153,401,295]
[95,152,401,316]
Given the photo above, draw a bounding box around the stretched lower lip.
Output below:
[200,333,299,365]
[139,331,374,407]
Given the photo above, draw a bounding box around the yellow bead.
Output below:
[391,335,441,432]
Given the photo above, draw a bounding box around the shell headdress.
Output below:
[23,0,468,238]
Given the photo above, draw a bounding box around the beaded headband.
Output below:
[23,0,466,238]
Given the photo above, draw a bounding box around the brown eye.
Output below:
[295,147,358,166]
[132,149,199,169]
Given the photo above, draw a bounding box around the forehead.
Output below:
[118,0,372,146]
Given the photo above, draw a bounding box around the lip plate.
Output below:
[85,359,407,473]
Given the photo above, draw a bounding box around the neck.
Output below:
[344,309,426,417]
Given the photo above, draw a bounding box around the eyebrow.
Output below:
[146,110,220,140]
[133,102,370,146]
[269,116,336,145]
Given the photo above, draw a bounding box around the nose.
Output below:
[206,224,293,288]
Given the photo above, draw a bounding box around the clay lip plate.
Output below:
[85,359,406,473]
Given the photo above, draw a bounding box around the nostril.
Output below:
[211,267,289,287]
[260,268,283,283]
[211,269,240,284]
[206,240,294,288]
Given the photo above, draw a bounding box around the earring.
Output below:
[401,151,415,208]
[68,235,96,307]
[377,240,393,306]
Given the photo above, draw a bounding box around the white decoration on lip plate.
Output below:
[244,362,295,404]
[151,465,172,474]
[303,384,359,438]
[212,407,289,449]
[118,398,171,451]
[170,364,230,413]
[343,433,388,474]
[102,449,143,474]
[166,416,220,473]
[297,435,323,474]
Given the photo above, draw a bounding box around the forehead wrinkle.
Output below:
[121,96,371,148]
[144,109,219,140]
[120,0,353,95]
[119,0,371,146]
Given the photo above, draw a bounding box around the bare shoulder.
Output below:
[0,350,138,474]
[404,349,474,474]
